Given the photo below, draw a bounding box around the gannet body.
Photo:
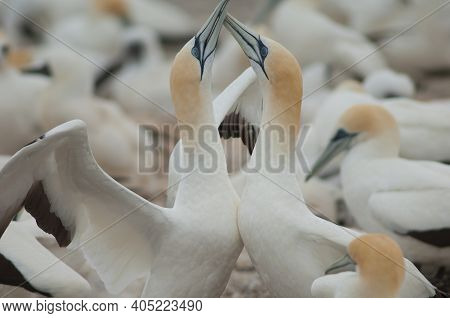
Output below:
[0,0,242,298]
[308,105,450,265]
[223,16,434,297]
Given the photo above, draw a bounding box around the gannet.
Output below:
[127,0,197,40]
[312,234,406,298]
[98,26,176,126]
[363,69,415,99]
[48,0,128,67]
[269,0,387,80]
[0,35,49,155]
[222,15,434,297]
[1,0,87,47]
[0,0,242,298]
[307,104,450,265]
[304,84,450,177]
[0,218,91,298]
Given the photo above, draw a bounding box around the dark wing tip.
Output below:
[0,253,52,297]
[24,181,72,247]
[219,112,259,155]
[406,228,450,248]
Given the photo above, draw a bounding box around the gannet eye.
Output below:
[191,46,200,60]
[260,46,268,59]
[331,129,352,142]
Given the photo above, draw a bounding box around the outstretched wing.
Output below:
[0,120,171,294]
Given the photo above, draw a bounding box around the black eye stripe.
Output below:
[331,129,358,142]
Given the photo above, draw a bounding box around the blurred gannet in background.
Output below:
[221,15,433,297]
[315,0,409,35]
[311,234,406,298]
[25,48,154,194]
[304,80,450,176]
[0,218,91,298]
[269,0,387,80]
[363,69,415,99]
[0,0,243,297]
[0,35,49,155]
[47,0,129,67]
[127,0,197,40]
[98,26,176,126]
[307,105,450,265]
[0,0,88,47]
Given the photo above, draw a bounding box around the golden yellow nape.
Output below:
[95,0,128,17]
[262,39,303,129]
[349,234,405,296]
[170,46,205,124]
[339,104,398,136]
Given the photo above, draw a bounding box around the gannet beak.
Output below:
[224,14,269,79]
[325,254,356,275]
[305,129,358,181]
[193,0,230,79]
[21,63,52,77]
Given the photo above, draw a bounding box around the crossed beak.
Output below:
[193,0,230,79]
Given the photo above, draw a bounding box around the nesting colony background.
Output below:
[1,0,450,298]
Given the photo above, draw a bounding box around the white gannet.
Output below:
[304,83,450,176]
[1,0,88,47]
[127,0,197,40]
[222,15,434,297]
[268,0,387,80]
[363,69,416,100]
[307,104,450,265]
[0,0,243,298]
[98,26,176,126]
[0,218,91,298]
[47,0,128,67]
[24,47,155,195]
[312,234,406,298]
[0,36,49,155]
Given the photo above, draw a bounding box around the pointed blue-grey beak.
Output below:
[192,0,230,79]
[224,14,270,80]
[306,129,358,182]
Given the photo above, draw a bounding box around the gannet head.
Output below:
[224,15,301,92]
[224,15,302,127]
[333,234,405,297]
[306,104,399,181]
[170,0,229,121]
